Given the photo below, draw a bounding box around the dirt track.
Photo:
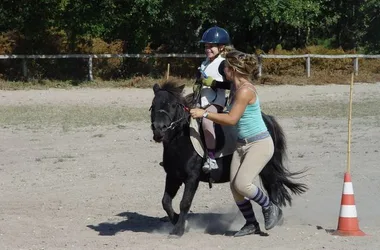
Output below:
[1,83,379,249]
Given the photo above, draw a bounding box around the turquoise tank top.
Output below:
[227,87,268,139]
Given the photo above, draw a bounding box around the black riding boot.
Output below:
[234,221,261,237]
[262,202,283,230]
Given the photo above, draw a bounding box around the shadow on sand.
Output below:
[87,211,239,236]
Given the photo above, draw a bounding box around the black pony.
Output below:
[150,81,307,237]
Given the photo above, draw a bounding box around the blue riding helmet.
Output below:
[199,26,230,44]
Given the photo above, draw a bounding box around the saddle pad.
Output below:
[189,117,237,158]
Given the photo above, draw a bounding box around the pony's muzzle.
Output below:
[151,123,165,142]
[153,132,163,142]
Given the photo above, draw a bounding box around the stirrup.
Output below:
[202,161,211,173]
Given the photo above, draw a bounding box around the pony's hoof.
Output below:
[169,227,185,237]
[172,214,179,225]
[168,234,182,239]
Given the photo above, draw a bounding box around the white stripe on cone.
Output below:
[339,205,358,218]
[343,182,354,194]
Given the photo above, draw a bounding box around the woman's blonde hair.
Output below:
[223,48,259,79]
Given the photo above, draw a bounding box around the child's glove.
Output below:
[202,76,214,86]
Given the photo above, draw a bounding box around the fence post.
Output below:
[353,57,359,76]
[306,55,311,77]
[258,55,262,77]
[22,59,28,79]
[88,56,93,81]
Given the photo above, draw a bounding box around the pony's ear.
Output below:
[153,83,160,94]
[178,84,185,93]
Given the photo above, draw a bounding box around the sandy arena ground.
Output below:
[1,83,379,249]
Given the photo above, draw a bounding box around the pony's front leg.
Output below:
[162,175,181,224]
[170,177,199,237]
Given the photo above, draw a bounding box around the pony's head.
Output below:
[150,81,187,142]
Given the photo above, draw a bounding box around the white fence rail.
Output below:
[1,53,380,81]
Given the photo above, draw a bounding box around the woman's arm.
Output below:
[211,61,232,89]
[190,88,255,126]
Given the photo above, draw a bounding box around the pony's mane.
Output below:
[159,80,197,108]
[160,80,186,102]
[160,80,181,94]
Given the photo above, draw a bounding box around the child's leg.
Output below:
[201,105,218,171]
[202,105,218,157]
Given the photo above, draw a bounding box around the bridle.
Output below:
[150,94,190,133]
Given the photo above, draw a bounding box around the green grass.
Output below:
[1,99,379,129]
[263,100,380,118]
[0,77,194,90]
[0,105,150,129]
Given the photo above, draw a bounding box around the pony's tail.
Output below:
[260,113,308,207]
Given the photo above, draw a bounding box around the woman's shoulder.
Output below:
[237,85,257,103]
[236,86,255,99]
[239,83,256,93]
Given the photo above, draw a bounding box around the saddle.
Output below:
[189,117,237,158]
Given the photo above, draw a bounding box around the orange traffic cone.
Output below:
[332,172,366,236]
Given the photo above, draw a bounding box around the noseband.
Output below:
[150,103,189,132]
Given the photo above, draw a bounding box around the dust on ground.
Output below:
[1,83,379,249]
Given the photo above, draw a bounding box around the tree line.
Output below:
[0,0,379,80]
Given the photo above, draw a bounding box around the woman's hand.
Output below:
[190,108,206,118]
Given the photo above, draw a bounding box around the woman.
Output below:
[197,26,231,173]
[190,49,283,236]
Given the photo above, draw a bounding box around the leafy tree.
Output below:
[62,0,120,51]
[360,0,380,53]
